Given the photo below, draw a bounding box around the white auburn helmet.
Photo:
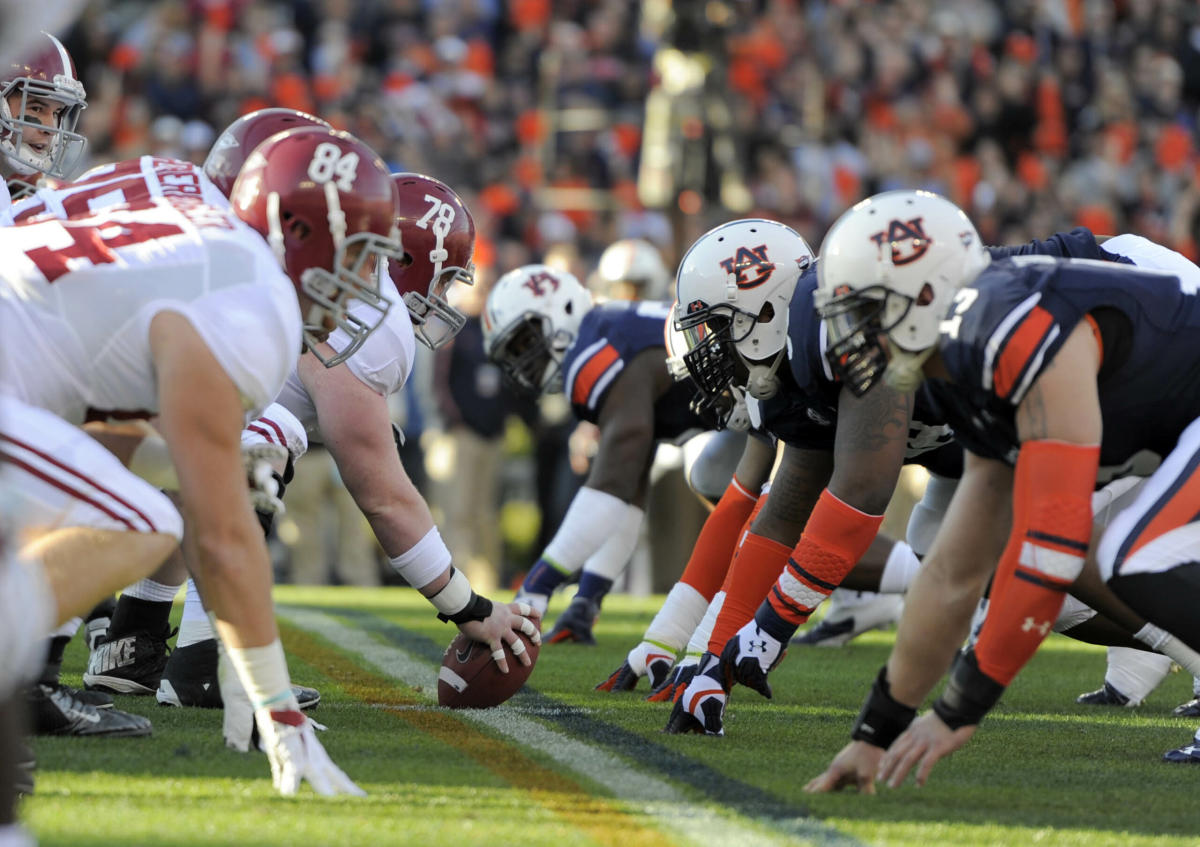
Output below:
[674,218,814,402]
[0,32,86,187]
[483,264,592,394]
[664,301,750,431]
[815,189,990,396]
[596,238,672,300]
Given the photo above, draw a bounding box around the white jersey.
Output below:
[0,195,301,423]
[272,271,415,441]
[10,156,229,223]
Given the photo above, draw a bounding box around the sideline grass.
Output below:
[25,586,1200,846]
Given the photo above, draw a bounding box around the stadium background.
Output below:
[53,0,1200,591]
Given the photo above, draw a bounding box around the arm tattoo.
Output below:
[754,448,833,543]
[834,385,912,462]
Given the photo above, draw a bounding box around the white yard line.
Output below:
[279,605,865,847]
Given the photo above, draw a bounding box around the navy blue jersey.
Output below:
[771,265,961,477]
[987,228,1133,265]
[934,255,1200,472]
[562,300,705,441]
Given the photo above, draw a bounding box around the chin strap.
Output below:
[745,348,785,399]
[884,346,935,393]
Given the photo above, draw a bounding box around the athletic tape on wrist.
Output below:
[850,665,916,749]
[931,649,1006,730]
[223,638,294,710]
[389,526,454,590]
[429,567,472,616]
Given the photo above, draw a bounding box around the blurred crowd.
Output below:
[53,0,1200,585]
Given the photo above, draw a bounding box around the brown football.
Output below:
[437,631,540,708]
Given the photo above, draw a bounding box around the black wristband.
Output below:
[437,592,494,625]
[931,649,1006,730]
[851,666,917,749]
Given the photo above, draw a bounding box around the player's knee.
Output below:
[684,430,745,502]
[141,486,185,542]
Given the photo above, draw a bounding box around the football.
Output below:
[437,631,540,709]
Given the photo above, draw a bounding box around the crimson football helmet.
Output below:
[203,107,331,198]
[230,126,403,367]
[390,172,476,349]
[0,32,86,192]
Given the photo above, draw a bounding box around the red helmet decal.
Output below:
[522,270,560,296]
[719,244,776,290]
[870,217,932,266]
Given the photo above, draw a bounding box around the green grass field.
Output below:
[25,587,1200,847]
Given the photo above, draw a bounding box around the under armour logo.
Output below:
[870,217,931,266]
[1021,617,1051,637]
[719,245,775,289]
[522,271,560,296]
[747,640,769,653]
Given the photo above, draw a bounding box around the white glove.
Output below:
[242,442,288,515]
[255,704,365,797]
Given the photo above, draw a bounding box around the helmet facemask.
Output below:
[489,312,564,395]
[401,259,475,350]
[0,75,86,186]
[820,284,932,397]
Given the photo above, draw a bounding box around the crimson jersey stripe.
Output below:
[571,344,620,408]
[1,448,139,532]
[993,305,1056,400]
[0,432,158,531]
[258,417,288,446]
[246,424,281,446]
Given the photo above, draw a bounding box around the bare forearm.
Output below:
[186,523,278,648]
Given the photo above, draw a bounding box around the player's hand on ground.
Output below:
[803,740,883,794]
[646,660,697,703]
[458,600,541,674]
[877,711,976,788]
[720,621,785,700]
[255,705,365,797]
[596,640,676,692]
[663,652,729,735]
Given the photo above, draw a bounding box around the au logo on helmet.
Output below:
[719,244,775,289]
[522,270,560,296]
[870,217,931,265]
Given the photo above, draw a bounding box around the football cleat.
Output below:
[84,596,116,651]
[30,683,152,737]
[83,629,173,695]
[1162,735,1200,763]
[596,640,676,692]
[156,639,320,711]
[1174,697,1200,718]
[663,653,729,735]
[547,596,599,645]
[1076,682,1132,708]
[721,621,786,700]
[59,682,113,710]
[646,659,697,703]
[792,593,903,647]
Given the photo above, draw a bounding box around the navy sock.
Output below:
[523,559,569,597]
[576,572,614,605]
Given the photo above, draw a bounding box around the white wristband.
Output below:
[429,567,472,617]
[222,637,294,710]
[389,526,453,590]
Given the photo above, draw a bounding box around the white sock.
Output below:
[1105,645,1173,706]
[878,541,921,594]
[683,591,724,660]
[123,578,183,603]
[644,583,710,652]
[176,579,215,648]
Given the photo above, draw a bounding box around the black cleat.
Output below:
[547,597,599,645]
[30,683,151,737]
[156,639,320,711]
[83,629,172,695]
[1173,697,1200,717]
[1076,682,1131,707]
[59,682,112,710]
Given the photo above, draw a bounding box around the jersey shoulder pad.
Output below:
[786,265,831,394]
[330,278,415,397]
[939,259,1067,406]
[986,228,1119,263]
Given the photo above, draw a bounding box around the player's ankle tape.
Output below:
[931,649,1006,730]
[851,665,916,749]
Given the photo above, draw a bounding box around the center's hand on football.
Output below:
[877,711,976,788]
[458,600,542,674]
[803,740,883,794]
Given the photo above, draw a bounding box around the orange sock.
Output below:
[678,478,758,601]
[707,530,791,654]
